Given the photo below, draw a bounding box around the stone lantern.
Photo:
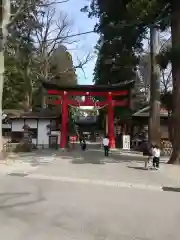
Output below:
[22,124,31,144]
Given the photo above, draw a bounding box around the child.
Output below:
[152,145,160,169]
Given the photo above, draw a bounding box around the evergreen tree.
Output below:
[126,0,180,163]
[83,0,180,163]
[85,0,146,85]
[3,0,44,110]
[82,0,147,120]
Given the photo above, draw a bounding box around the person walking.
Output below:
[66,135,70,150]
[103,135,109,157]
[142,140,152,169]
[79,134,86,151]
[82,138,86,151]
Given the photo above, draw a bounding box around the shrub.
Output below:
[13,143,32,153]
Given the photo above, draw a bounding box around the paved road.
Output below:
[0,175,180,240]
[22,148,179,188]
[1,148,180,239]
[4,147,180,189]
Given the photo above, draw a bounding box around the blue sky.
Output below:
[60,0,99,85]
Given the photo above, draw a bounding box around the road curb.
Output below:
[0,170,179,192]
[25,174,164,191]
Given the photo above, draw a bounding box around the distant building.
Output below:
[132,106,169,139]
[2,109,60,148]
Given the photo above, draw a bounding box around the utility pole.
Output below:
[148,25,161,146]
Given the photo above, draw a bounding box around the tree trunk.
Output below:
[0,0,11,159]
[41,88,47,109]
[168,113,173,144]
[24,67,32,112]
[0,51,5,159]
[41,59,49,109]
[148,26,161,146]
[169,1,180,164]
[24,92,31,112]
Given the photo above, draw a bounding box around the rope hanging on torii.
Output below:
[68,96,108,117]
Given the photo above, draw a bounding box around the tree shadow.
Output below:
[127,166,148,171]
[127,166,157,171]
[83,149,144,163]
[0,192,30,197]
[71,158,106,165]
[0,198,44,209]
[0,189,45,210]
[162,187,180,192]
[29,156,59,167]
[25,146,146,166]
[70,149,143,165]
[8,173,29,177]
[71,151,106,164]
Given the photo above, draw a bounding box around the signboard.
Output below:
[123,135,130,150]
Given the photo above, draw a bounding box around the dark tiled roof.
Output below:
[42,81,134,92]
[133,106,168,117]
[3,109,59,119]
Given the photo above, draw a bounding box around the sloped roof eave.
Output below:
[133,106,168,117]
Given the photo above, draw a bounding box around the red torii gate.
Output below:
[43,81,133,149]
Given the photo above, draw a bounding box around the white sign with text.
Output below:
[123,135,130,150]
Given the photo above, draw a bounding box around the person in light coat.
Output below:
[103,135,109,157]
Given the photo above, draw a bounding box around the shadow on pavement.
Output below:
[162,187,180,192]
[0,188,45,210]
[0,192,30,197]
[21,145,146,166]
[127,166,159,171]
[70,149,144,165]
[127,166,147,171]
[8,173,29,177]
[71,158,106,165]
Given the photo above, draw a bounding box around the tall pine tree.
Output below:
[82,0,146,85]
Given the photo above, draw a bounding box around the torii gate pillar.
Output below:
[107,92,115,148]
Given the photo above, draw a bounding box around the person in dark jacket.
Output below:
[79,135,86,151]
[142,140,152,169]
[82,138,86,151]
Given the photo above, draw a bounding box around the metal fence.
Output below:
[161,140,172,156]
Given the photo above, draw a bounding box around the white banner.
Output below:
[123,135,130,150]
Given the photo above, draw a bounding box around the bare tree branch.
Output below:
[34,30,95,43]
[58,53,92,75]
[72,53,93,79]
[34,5,79,83]
[159,36,171,53]
[160,67,172,92]
[8,0,69,28]
[75,53,92,69]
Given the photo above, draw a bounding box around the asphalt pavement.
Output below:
[0,147,179,239]
[0,175,179,240]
